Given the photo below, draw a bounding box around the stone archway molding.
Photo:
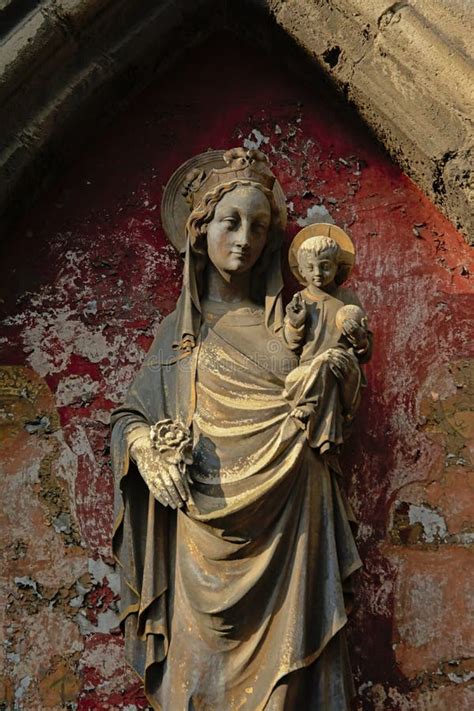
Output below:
[0,0,472,242]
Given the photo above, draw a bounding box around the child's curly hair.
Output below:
[297,235,350,285]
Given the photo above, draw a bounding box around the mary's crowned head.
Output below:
[185,149,285,287]
[161,148,288,350]
[162,149,286,256]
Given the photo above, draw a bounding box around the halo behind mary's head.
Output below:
[161,148,287,254]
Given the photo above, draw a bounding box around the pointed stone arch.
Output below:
[0,0,472,241]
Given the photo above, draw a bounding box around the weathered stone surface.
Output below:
[266,0,473,241]
[0,0,472,242]
[0,8,66,104]
[52,0,114,32]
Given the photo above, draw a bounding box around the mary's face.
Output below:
[206,185,271,276]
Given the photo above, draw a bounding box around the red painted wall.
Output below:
[1,35,472,710]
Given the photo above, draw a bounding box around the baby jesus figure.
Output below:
[282,223,372,454]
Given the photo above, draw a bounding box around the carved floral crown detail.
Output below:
[181,148,276,209]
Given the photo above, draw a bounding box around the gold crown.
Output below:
[182,147,275,209]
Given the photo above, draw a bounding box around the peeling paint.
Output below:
[296,203,335,226]
[242,128,270,149]
[56,374,101,408]
[407,503,447,543]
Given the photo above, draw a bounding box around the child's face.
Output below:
[298,248,338,289]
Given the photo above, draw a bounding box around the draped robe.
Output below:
[111,300,361,710]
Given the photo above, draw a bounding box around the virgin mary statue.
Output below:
[111,148,363,710]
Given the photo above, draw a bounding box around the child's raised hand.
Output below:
[285,291,307,329]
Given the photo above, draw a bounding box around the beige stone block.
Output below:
[53,0,114,32]
[0,9,66,104]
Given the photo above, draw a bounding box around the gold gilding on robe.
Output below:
[112,304,361,710]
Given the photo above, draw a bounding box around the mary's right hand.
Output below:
[129,435,190,509]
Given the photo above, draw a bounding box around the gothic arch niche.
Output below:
[1,0,472,241]
[1,22,473,711]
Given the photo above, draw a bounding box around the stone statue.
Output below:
[111,148,370,709]
[282,224,372,439]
